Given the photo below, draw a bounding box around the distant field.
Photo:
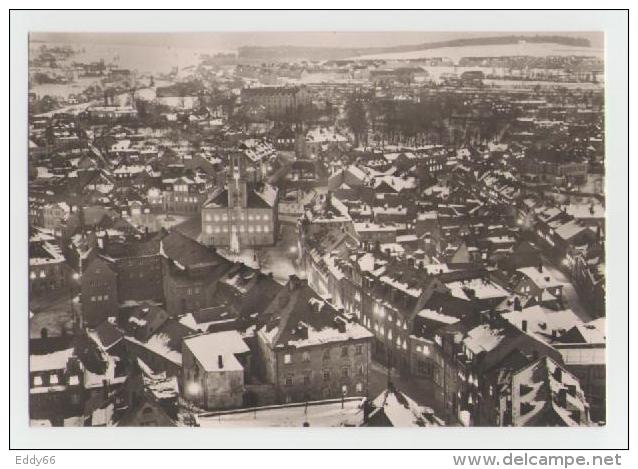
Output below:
[353,42,604,61]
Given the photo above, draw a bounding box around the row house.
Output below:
[427,313,566,426]
[160,231,232,316]
[162,176,207,215]
[99,235,164,303]
[256,276,373,404]
[81,257,119,328]
[29,229,69,297]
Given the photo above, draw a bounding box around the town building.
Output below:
[241,85,311,117]
[256,275,373,404]
[201,153,278,250]
[182,331,251,410]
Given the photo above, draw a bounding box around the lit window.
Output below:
[33,376,43,386]
[284,353,292,364]
[205,225,213,234]
[302,351,310,362]
[104,294,109,300]
[40,270,46,278]
[248,226,254,233]
[205,213,212,222]
[356,382,363,393]
[256,225,262,232]
[50,374,59,384]
[263,225,270,233]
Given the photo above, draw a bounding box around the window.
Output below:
[323,370,330,382]
[50,374,59,384]
[355,345,363,355]
[263,225,270,233]
[342,366,349,378]
[302,351,310,362]
[341,385,348,396]
[285,374,293,386]
[284,353,292,364]
[33,376,43,386]
[303,372,311,385]
[341,346,348,357]
[356,382,363,393]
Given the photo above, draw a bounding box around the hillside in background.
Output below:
[238,35,592,61]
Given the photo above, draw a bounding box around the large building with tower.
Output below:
[201,154,278,251]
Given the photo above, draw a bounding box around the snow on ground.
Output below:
[353,42,603,61]
[197,398,365,427]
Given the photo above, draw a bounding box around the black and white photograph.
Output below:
[24,28,611,429]
[8,7,631,456]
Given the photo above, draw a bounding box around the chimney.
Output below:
[521,320,528,332]
[553,367,563,383]
[218,355,224,369]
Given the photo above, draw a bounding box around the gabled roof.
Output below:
[183,331,249,372]
[260,276,372,348]
[93,321,124,350]
[160,231,228,270]
[202,188,228,208]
